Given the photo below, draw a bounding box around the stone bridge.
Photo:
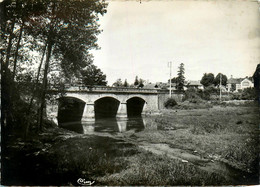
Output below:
[46,86,183,124]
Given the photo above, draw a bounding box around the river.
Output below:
[58,116,153,134]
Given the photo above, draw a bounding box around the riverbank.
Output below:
[2,101,259,185]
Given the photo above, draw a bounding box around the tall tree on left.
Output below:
[1,0,107,133]
[176,63,185,91]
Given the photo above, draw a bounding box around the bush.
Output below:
[183,88,202,103]
[202,85,218,100]
[241,87,257,100]
[164,98,178,108]
[230,92,241,100]
[230,88,257,100]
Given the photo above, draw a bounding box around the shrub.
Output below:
[202,85,218,100]
[183,88,202,103]
[230,88,257,100]
[230,92,241,100]
[164,98,178,108]
[241,87,257,100]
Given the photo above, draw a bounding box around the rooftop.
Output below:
[227,77,253,84]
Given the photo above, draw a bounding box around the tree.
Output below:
[134,76,139,86]
[81,64,107,86]
[253,64,260,102]
[176,63,185,91]
[138,78,144,88]
[1,0,108,133]
[123,79,129,87]
[200,73,215,88]
[36,0,107,130]
[169,77,177,84]
[214,73,227,87]
[112,79,123,87]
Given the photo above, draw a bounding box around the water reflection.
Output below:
[93,118,120,133]
[59,121,84,134]
[126,117,145,132]
[59,117,147,134]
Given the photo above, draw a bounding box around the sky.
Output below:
[91,0,260,85]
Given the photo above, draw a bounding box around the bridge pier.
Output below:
[141,102,147,115]
[82,103,95,122]
[117,102,127,118]
[117,120,127,132]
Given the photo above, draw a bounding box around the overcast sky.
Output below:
[91,0,260,85]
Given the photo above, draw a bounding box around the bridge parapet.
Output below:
[63,85,160,94]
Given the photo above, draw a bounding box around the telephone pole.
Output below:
[168,61,172,98]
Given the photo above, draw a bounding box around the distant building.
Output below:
[227,76,254,92]
[143,83,160,89]
[156,82,173,90]
[185,80,203,90]
[143,82,178,90]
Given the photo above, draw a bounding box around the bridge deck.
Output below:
[50,85,170,94]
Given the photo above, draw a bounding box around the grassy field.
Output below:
[2,101,259,185]
[140,103,259,172]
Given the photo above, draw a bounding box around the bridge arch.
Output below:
[57,96,86,124]
[94,96,120,118]
[126,96,146,117]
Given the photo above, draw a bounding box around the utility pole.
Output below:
[168,61,172,98]
[219,73,222,101]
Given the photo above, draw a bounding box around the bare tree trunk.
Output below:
[2,19,15,132]
[27,42,47,113]
[38,38,53,131]
[12,21,24,80]
[4,19,15,71]
[37,1,56,132]
[24,42,47,139]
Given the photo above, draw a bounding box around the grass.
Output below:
[140,102,260,173]
[93,101,259,185]
[43,136,135,185]
[3,133,138,186]
[3,101,259,185]
[96,151,229,186]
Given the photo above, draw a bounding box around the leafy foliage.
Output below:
[138,78,144,88]
[169,77,177,84]
[183,87,203,103]
[200,73,214,88]
[183,86,219,102]
[231,88,257,100]
[164,98,178,108]
[214,73,227,86]
[123,79,129,87]
[253,64,260,103]
[1,0,108,136]
[134,76,139,86]
[112,78,123,87]
[253,64,260,89]
[203,85,218,100]
[81,64,107,86]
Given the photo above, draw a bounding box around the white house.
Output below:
[227,77,254,92]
